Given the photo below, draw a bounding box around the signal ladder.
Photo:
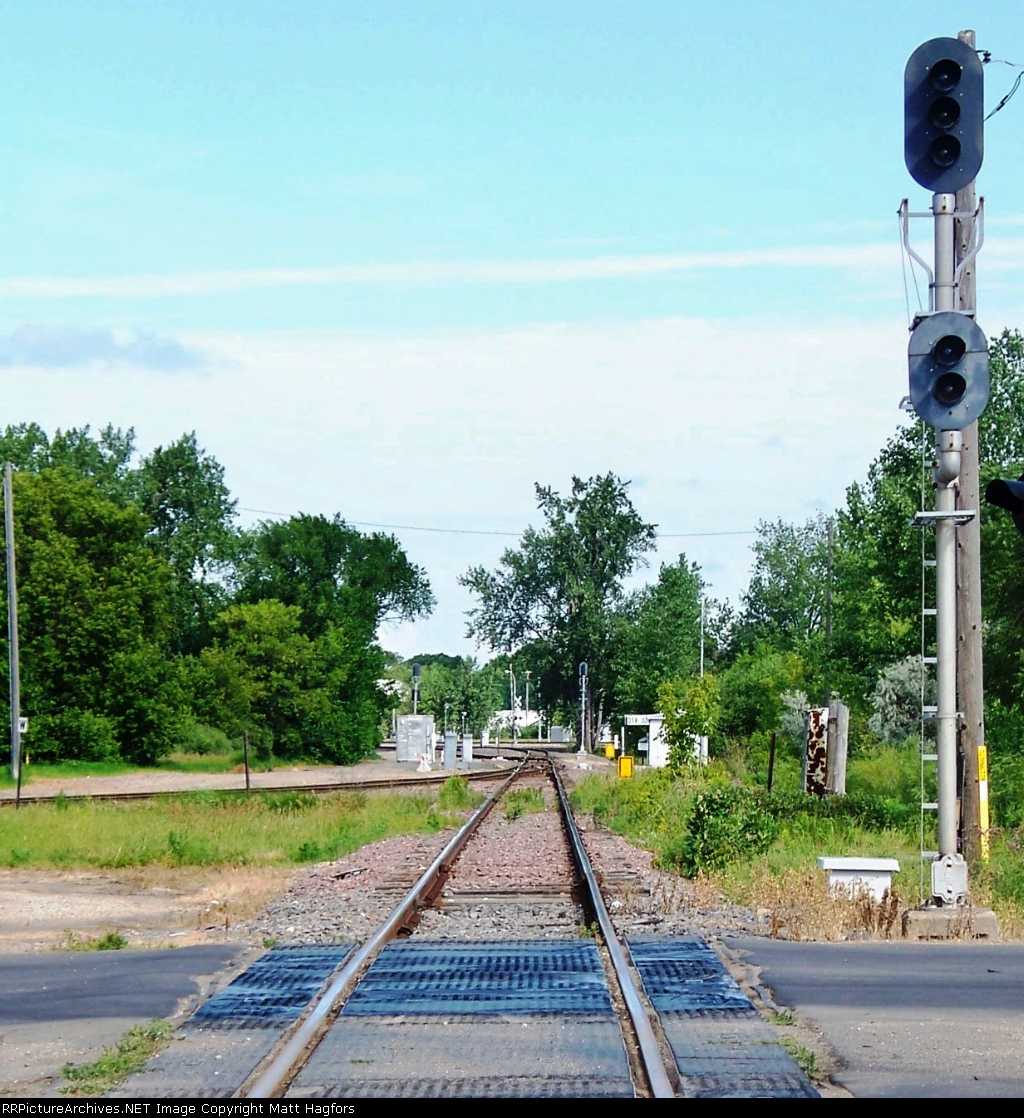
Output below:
[914,441,975,901]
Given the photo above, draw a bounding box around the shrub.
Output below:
[438,776,476,810]
[180,722,233,756]
[29,710,120,764]
[667,785,776,875]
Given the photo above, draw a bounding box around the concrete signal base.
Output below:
[903,905,1000,940]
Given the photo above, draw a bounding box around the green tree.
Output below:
[402,656,504,734]
[0,468,182,764]
[233,515,434,759]
[657,673,721,768]
[133,433,238,655]
[979,331,1024,709]
[235,514,434,641]
[0,423,135,503]
[732,515,831,657]
[832,424,923,697]
[195,600,313,756]
[717,644,806,740]
[461,474,656,749]
[612,555,709,716]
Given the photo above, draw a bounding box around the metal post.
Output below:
[699,599,705,678]
[934,431,960,859]
[4,464,21,788]
[508,667,517,749]
[825,518,834,706]
[524,670,531,738]
[931,190,962,871]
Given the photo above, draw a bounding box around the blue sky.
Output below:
[2,2,1023,659]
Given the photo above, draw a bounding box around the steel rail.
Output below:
[0,766,509,809]
[241,760,527,1099]
[551,762,676,1099]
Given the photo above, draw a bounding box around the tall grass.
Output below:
[0,788,453,869]
[573,763,1024,931]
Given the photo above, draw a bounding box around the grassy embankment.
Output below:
[571,747,1024,938]
[0,777,483,870]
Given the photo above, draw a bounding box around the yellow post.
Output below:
[977,745,990,862]
[617,755,634,779]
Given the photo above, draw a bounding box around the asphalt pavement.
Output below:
[0,944,246,1097]
[726,937,1024,1098]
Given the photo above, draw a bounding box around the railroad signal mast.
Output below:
[902,36,988,906]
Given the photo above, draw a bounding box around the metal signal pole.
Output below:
[932,191,961,865]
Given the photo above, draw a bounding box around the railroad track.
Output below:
[115,755,819,1099]
[0,759,523,809]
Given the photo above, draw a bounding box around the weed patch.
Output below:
[503,787,546,821]
[438,776,481,811]
[60,930,128,952]
[780,1036,819,1080]
[61,1020,172,1095]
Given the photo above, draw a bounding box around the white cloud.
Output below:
[0,325,205,370]
[0,313,913,657]
[0,243,916,299]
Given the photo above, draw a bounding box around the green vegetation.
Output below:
[455,333,1024,912]
[780,1036,819,1080]
[61,1020,173,1095]
[437,775,482,811]
[461,473,658,751]
[0,788,457,869]
[502,786,546,821]
[62,930,128,952]
[572,763,1024,932]
[0,424,434,769]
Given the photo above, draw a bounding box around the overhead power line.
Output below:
[238,507,758,540]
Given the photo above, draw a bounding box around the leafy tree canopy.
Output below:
[461,473,655,746]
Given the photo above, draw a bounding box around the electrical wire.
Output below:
[896,211,918,328]
[986,70,1023,121]
[980,51,1024,121]
[238,506,757,540]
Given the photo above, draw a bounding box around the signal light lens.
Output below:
[928,96,961,131]
[934,372,967,407]
[934,334,967,368]
[929,58,962,93]
[929,135,961,168]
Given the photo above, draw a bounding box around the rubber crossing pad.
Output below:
[628,938,819,1098]
[292,1075,633,1099]
[628,937,756,1015]
[189,944,352,1030]
[342,939,613,1017]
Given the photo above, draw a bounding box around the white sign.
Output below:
[624,713,658,726]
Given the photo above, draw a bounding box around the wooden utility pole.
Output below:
[954,28,984,860]
[4,463,21,789]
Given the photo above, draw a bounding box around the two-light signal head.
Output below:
[908,311,989,430]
